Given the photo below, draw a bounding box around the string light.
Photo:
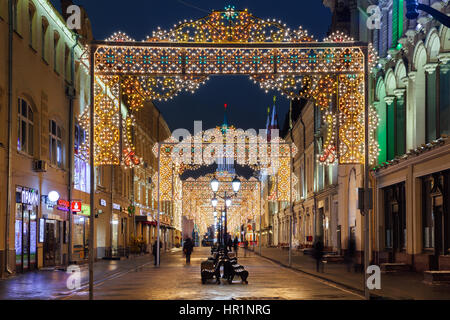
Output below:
[91,8,377,167]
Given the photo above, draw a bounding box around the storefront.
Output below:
[72,202,90,261]
[422,170,450,270]
[41,196,69,267]
[382,182,407,264]
[15,187,39,273]
[111,203,121,256]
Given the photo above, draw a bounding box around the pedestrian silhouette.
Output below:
[345,237,356,272]
[233,237,239,256]
[313,239,324,272]
[183,237,194,264]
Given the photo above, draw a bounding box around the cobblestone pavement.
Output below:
[64,247,361,300]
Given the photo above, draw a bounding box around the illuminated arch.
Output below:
[87,8,376,167]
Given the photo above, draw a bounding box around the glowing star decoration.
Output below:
[223,5,238,20]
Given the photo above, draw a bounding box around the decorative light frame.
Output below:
[89,8,379,167]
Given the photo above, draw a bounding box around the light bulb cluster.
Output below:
[90,9,375,167]
[180,175,262,235]
[93,75,121,165]
[122,114,143,169]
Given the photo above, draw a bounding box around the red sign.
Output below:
[71,201,82,213]
[57,199,70,212]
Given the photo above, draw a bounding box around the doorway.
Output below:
[43,220,62,267]
[384,182,406,263]
[15,203,37,273]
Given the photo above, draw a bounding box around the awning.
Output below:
[135,215,155,224]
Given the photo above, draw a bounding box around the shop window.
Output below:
[384,183,406,251]
[74,124,90,193]
[422,171,450,255]
[49,120,63,167]
[17,98,34,156]
[426,62,450,143]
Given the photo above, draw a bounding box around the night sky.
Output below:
[51,0,332,133]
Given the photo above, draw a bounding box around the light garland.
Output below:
[91,8,375,167]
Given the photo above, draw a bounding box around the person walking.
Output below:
[313,239,324,272]
[233,237,239,256]
[244,239,249,257]
[183,237,194,264]
[227,234,233,252]
[345,237,356,272]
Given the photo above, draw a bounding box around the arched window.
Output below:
[12,0,19,32]
[426,61,450,141]
[49,119,63,167]
[53,31,60,73]
[17,97,34,155]
[41,17,49,61]
[28,1,36,47]
[65,44,71,81]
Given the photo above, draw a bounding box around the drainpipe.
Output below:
[67,34,80,265]
[5,0,14,275]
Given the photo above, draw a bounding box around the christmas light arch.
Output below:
[88,7,379,167]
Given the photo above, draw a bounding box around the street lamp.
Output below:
[211,178,219,193]
[232,177,241,193]
[210,176,241,250]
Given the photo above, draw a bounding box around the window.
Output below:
[54,31,60,73]
[95,167,103,187]
[13,0,18,32]
[17,98,34,155]
[65,45,71,81]
[74,124,90,193]
[384,183,406,250]
[422,171,450,255]
[49,120,63,167]
[426,61,450,143]
[28,3,36,47]
[41,18,48,61]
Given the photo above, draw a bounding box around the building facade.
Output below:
[0,0,177,277]
[325,0,450,271]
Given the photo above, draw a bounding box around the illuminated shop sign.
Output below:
[113,203,121,211]
[20,189,39,206]
[81,204,90,217]
[71,201,82,213]
[100,199,107,207]
[57,199,70,212]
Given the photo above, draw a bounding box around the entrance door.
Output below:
[112,214,119,256]
[431,206,443,270]
[44,220,56,267]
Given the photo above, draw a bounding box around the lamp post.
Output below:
[210,177,241,251]
[406,0,450,28]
